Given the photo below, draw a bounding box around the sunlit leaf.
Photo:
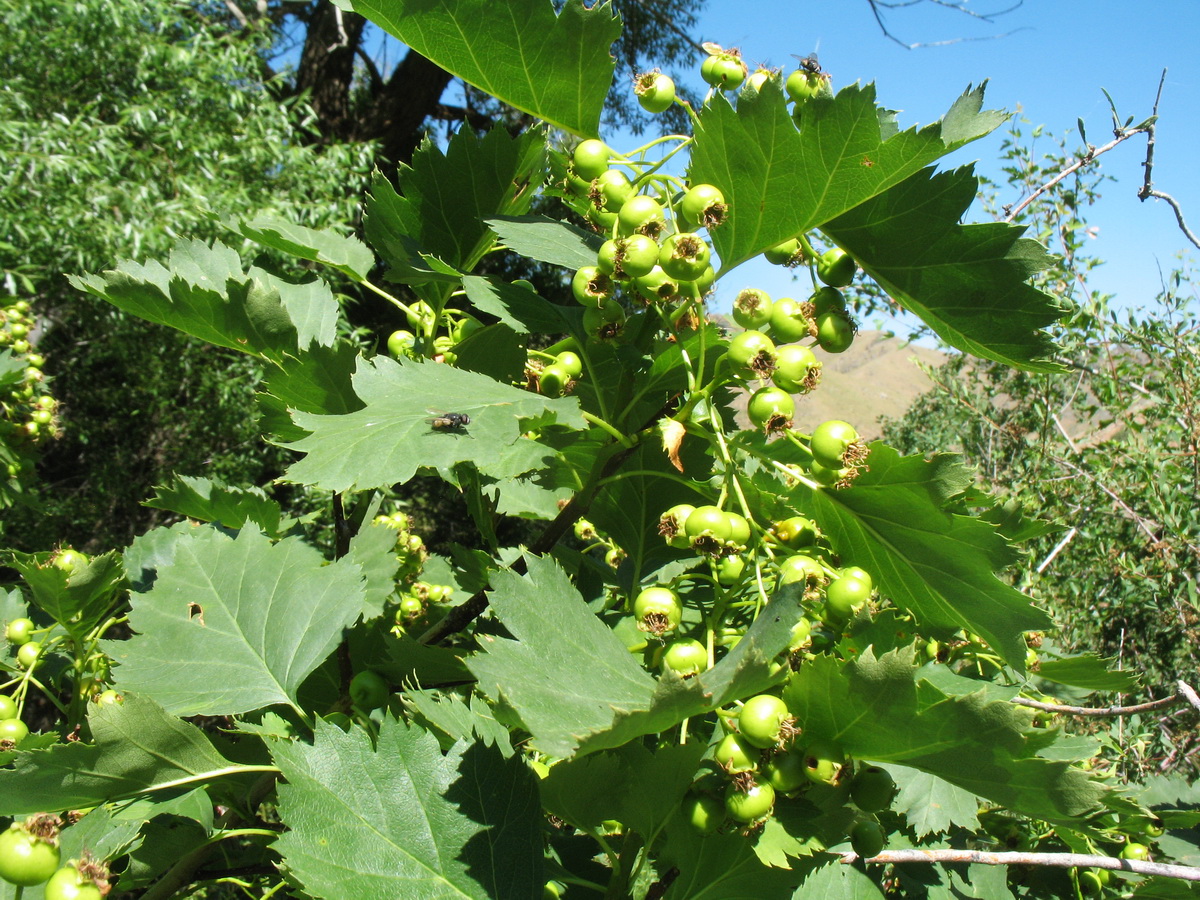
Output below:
[68,239,338,360]
[107,527,366,716]
[349,0,618,137]
[283,356,584,493]
[792,444,1050,668]
[273,719,542,899]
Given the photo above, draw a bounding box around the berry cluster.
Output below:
[386,300,485,365]
[0,300,56,484]
[689,713,895,859]
[0,837,111,900]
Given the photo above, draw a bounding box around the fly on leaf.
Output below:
[426,410,471,433]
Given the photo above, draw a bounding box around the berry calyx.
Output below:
[732,288,772,330]
[737,694,795,749]
[633,586,682,636]
[746,386,795,434]
[659,233,711,282]
[680,183,727,229]
[634,71,675,114]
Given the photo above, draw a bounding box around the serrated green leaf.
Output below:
[782,648,1104,824]
[240,215,375,281]
[753,787,857,868]
[58,804,146,867]
[283,355,583,493]
[273,719,542,900]
[467,554,652,758]
[107,527,366,716]
[364,127,546,289]
[344,520,404,620]
[468,555,802,758]
[8,550,124,638]
[947,865,1016,900]
[144,475,294,537]
[461,275,568,335]
[485,215,603,270]
[688,81,1005,273]
[68,239,338,360]
[793,444,1050,668]
[453,322,527,383]
[661,816,801,899]
[541,742,704,837]
[0,694,254,815]
[350,0,618,137]
[259,341,364,442]
[880,763,981,838]
[821,165,1070,370]
[1034,653,1139,692]
[794,861,886,899]
[403,690,514,757]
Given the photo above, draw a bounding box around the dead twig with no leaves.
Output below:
[1137,69,1200,250]
[1012,680,1200,717]
[839,849,1200,882]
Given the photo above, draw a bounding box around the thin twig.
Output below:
[1035,526,1076,574]
[1011,692,1184,718]
[1137,70,1200,250]
[839,849,1200,882]
[1051,455,1162,545]
[222,0,249,28]
[868,0,1028,49]
[1005,128,1148,222]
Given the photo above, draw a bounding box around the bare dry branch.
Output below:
[1011,692,1184,718]
[222,0,249,28]
[839,848,1200,882]
[1138,70,1200,250]
[1178,680,1200,715]
[867,0,1029,49]
[1005,128,1148,222]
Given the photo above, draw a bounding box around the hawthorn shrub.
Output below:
[0,2,1197,898]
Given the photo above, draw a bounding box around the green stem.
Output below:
[360,280,420,321]
[582,411,634,448]
[594,468,698,491]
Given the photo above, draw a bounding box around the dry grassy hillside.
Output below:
[729,330,947,440]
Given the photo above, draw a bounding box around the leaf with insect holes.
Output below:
[349,0,618,137]
[283,356,584,493]
[105,526,368,717]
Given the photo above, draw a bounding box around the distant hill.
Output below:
[728,330,947,440]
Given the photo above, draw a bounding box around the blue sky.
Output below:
[683,1,1200,323]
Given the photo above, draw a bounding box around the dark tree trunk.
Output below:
[292,0,459,164]
[293,0,368,142]
[370,51,455,164]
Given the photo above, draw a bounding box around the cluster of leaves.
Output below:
[0,1,1197,898]
[885,121,1200,781]
[0,0,375,550]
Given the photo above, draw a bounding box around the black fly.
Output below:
[427,411,471,433]
[791,52,821,75]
